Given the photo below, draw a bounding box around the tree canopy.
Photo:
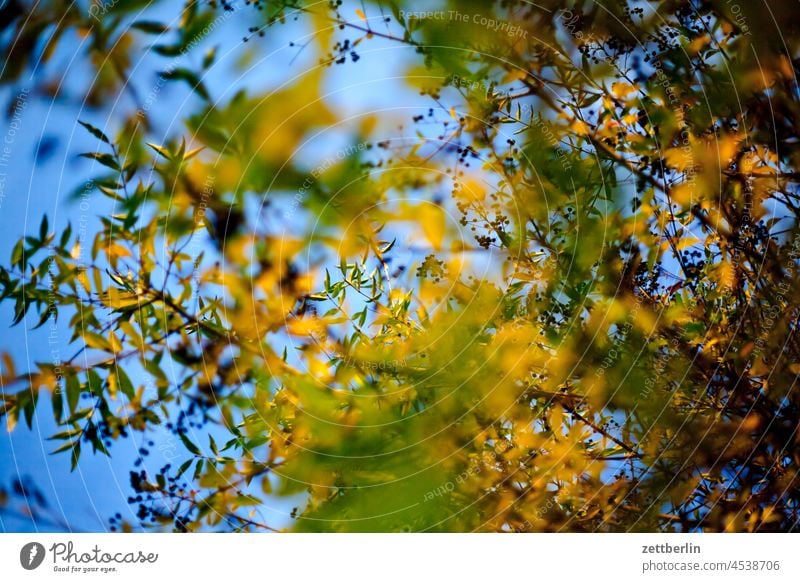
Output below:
[2,0,800,532]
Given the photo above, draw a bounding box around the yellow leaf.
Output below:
[287,317,325,337]
[355,8,366,21]
[103,287,140,309]
[664,147,694,172]
[611,82,636,99]
[571,120,590,136]
[104,243,131,268]
[77,269,91,294]
[108,372,118,399]
[548,405,565,437]
[674,235,701,251]
[689,35,710,54]
[717,134,741,166]
[1,352,15,378]
[108,330,123,354]
[83,332,111,352]
[671,183,694,206]
[455,178,486,204]
[712,259,735,289]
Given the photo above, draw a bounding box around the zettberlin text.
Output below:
[642,543,701,554]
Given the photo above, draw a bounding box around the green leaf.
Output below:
[146,142,172,160]
[177,458,193,478]
[70,441,81,471]
[52,386,63,422]
[193,459,204,479]
[59,222,72,249]
[23,388,38,428]
[143,359,168,387]
[48,428,83,440]
[179,432,201,455]
[202,46,217,69]
[131,20,169,34]
[151,44,183,57]
[66,408,93,424]
[65,374,80,414]
[233,494,261,507]
[86,369,103,396]
[159,68,210,101]
[88,431,109,456]
[39,214,48,241]
[79,152,120,171]
[115,368,136,399]
[11,238,23,267]
[51,440,78,454]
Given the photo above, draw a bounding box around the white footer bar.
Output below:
[1,533,797,581]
